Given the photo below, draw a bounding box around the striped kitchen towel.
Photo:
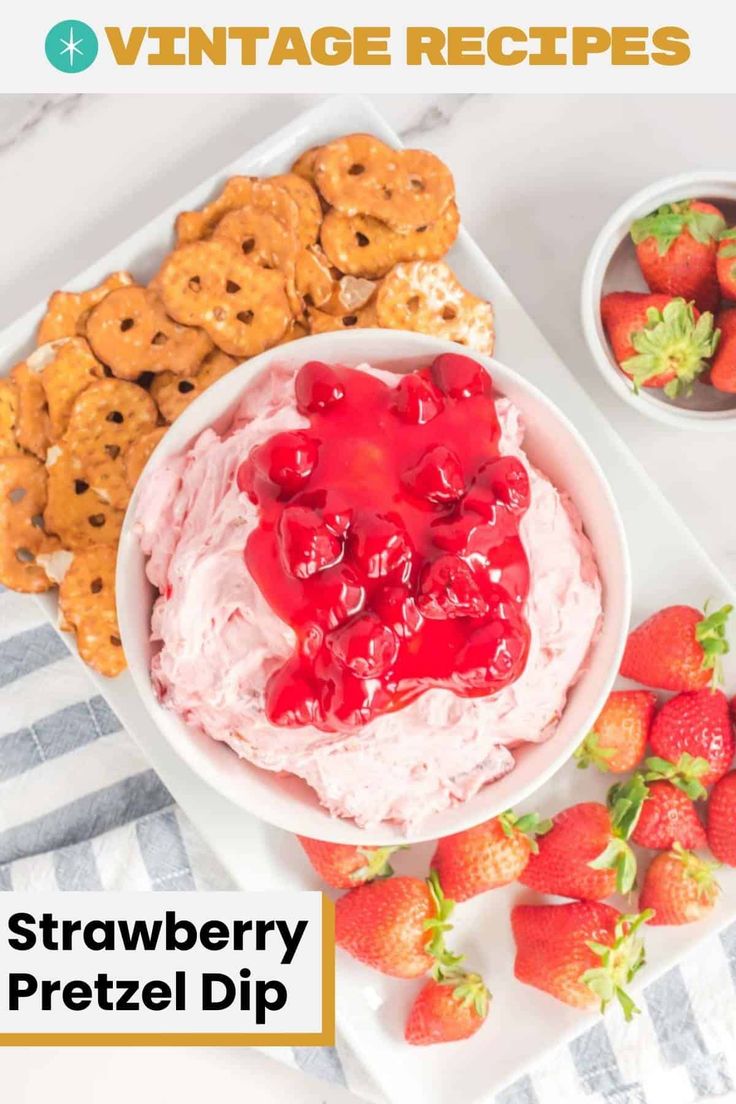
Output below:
[1,581,735,1104]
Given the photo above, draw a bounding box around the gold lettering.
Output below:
[188,27,227,65]
[269,26,311,65]
[652,26,690,66]
[611,27,649,65]
[447,27,485,66]
[406,27,446,65]
[147,27,186,66]
[571,27,611,66]
[528,27,567,66]
[227,28,269,66]
[486,27,527,66]
[105,26,146,65]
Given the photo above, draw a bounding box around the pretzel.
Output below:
[175,176,301,245]
[212,207,300,315]
[10,360,51,459]
[291,145,323,186]
[37,272,135,345]
[124,427,167,489]
[314,134,455,232]
[320,202,460,279]
[308,299,378,334]
[85,285,213,380]
[63,379,158,509]
[268,173,323,245]
[376,261,495,355]
[0,380,22,458]
[0,456,61,592]
[59,545,126,677]
[151,349,237,422]
[156,240,292,358]
[44,444,124,551]
[36,337,105,440]
[295,245,337,310]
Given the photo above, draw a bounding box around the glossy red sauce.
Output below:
[237,354,531,732]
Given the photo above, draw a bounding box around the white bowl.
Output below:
[117,329,631,845]
[581,170,736,431]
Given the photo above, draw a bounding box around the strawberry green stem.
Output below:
[425,870,462,969]
[644,753,709,801]
[695,602,732,688]
[631,201,725,254]
[432,961,491,1019]
[574,730,617,772]
[621,299,719,398]
[498,809,553,854]
[354,845,407,883]
[581,909,653,1021]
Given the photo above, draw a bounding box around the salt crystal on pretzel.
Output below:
[156,240,292,359]
[86,286,213,380]
[59,545,125,678]
[314,134,455,232]
[320,203,460,279]
[0,456,61,593]
[37,272,134,346]
[63,379,158,510]
[376,261,495,355]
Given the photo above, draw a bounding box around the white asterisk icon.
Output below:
[59,27,84,67]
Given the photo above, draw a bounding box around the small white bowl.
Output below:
[582,171,736,431]
[117,329,631,845]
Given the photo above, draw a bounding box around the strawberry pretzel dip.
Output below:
[136,355,602,829]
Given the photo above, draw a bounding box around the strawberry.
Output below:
[574,690,656,773]
[297,836,405,890]
[608,762,707,852]
[405,965,490,1045]
[335,872,455,979]
[707,770,736,865]
[600,293,718,397]
[710,308,736,393]
[630,199,725,312]
[716,227,736,300]
[431,810,551,902]
[640,843,720,925]
[649,688,734,786]
[519,802,636,899]
[620,603,732,691]
[512,901,651,1019]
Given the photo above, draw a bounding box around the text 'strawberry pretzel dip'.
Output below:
[136,355,602,829]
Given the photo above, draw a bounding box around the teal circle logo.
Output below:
[45,20,98,73]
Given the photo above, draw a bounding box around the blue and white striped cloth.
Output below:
[2,581,735,1104]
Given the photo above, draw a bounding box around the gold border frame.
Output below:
[0,895,335,1047]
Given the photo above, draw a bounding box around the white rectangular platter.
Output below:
[2,95,735,1104]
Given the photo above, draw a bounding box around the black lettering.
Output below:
[202,973,235,1010]
[255,979,287,1024]
[7,913,36,950]
[63,980,92,1011]
[141,979,172,1010]
[277,919,308,965]
[8,973,36,1009]
[199,920,229,950]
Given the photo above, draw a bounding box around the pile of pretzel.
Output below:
[0,132,495,678]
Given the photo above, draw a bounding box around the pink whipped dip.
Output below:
[136,363,602,830]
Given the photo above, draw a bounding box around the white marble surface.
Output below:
[1,92,735,1103]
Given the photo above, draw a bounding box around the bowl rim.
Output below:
[581,169,736,432]
[117,328,632,844]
